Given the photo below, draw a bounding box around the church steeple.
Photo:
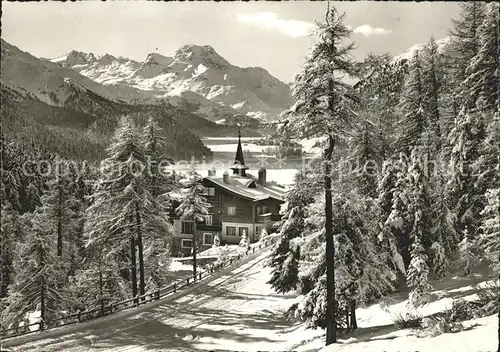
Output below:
[230,127,249,176]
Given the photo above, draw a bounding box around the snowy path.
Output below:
[2,250,319,352]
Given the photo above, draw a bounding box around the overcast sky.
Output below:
[2,2,461,82]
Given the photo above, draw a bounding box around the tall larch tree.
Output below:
[141,116,176,290]
[448,2,486,102]
[175,180,211,280]
[405,148,433,307]
[395,51,426,154]
[463,3,499,112]
[2,212,65,329]
[422,36,443,153]
[446,107,484,274]
[0,203,28,299]
[278,4,359,344]
[85,117,169,300]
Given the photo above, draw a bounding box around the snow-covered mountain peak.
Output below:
[143,52,174,66]
[53,50,97,67]
[174,44,230,69]
[392,37,452,64]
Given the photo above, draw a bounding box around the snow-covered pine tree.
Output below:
[446,106,485,274]
[384,153,412,273]
[239,230,249,248]
[2,212,66,329]
[268,171,317,294]
[141,116,176,290]
[421,36,444,153]
[67,245,127,314]
[0,203,28,298]
[479,188,500,274]
[278,4,359,344]
[448,2,486,98]
[175,182,211,279]
[40,156,79,261]
[268,235,299,294]
[462,2,499,111]
[143,238,171,291]
[85,117,170,300]
[295,193,395,330]
[258,228,268,242]
[376,158,407,291]
[66,161,95,277]
[405,148,433,307]
[354,54,408,159]
[213,233,221,247]
[406,235,431,308]
[378,159,398,234]
[141,115,178,199]
[395,50,426,153]
[348,120,381,198]
[428,161,456,278]
[475,112,500,195]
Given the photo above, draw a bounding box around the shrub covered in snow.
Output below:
[258,228,269,242]
[420,313,465,337]
[430,242,448,279]
[214,245,231,267]
[239,231,249,247]
[393,311,424,330]
[212,233,220,248]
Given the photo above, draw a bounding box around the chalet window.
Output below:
[204,215,213,225]
[181,221,193,234]
[226,226,236,236]
[203,233,213,245]
[257,205,268,215]
[239,227,248,237]
[201,187,215,196]
[181,239,193,248]
[227,206,236,216]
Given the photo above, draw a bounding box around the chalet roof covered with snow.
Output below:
[205,173,287,202]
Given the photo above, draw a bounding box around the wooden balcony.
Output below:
[197,224,221,232]
[256,213,272,223]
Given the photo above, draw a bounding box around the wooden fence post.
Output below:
[156,289,161,300]
[199,272,202,281]
[173,283,177,293]
[77,311,81,323]
[39,320,45,331]
[186,277,190,286]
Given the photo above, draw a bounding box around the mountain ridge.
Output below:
[50,43,294,122]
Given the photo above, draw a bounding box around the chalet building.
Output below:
[171,132,287,257]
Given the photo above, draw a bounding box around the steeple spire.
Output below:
[230,126,248,176]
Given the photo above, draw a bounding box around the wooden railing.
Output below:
[0,235,280,340]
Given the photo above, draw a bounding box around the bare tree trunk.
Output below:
[192,221,197,280]
[99,256,104,315]
[325,133,336,345]
[345,309,350,333]
[130,236,138,304]
[136,203,146,298]
[57,179,63,257]
[350,299,358,329]
[40,282,45,328]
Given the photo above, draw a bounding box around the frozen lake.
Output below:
[164,137,321,186]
